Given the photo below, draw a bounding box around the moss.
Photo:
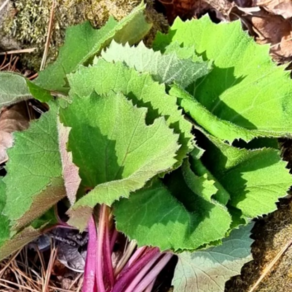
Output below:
[2,0,144,70]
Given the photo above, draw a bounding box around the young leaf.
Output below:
[171,84,282,142]
[172,223,254,292]
[0,72,52,110]
[3,102,66,230]
[113,163,231,252]
[155,16,292,141]
[101,41,210,88]
[194,131,292,218]
[0,72,31,109]
[60,91,179,229]
[68,59,193,167]
[34,3,151,93]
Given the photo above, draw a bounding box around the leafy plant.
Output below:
[1,3,292,291]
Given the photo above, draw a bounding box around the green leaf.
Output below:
[34,3,151,93]
[0,72,53,110]
[0,72,31,109]
[26,80,53,102]
[60,91,179,229]
[0,225,43,261]
[68,59,193,167]
[101,41,210,88]
[3,102,66,230]
[0,179,10,248]
[194,131,292,218]
[155,16,292,141]
[172,223,254,292]
[113,161,231,251]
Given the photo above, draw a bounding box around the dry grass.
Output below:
[0,243,83,292]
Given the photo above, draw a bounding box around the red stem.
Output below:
[112,247,159,292]
[132,253,173,292]
[82,216,97,292]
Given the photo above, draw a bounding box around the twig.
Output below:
[248,238,292,292]
[0,48,37,55]
[40,0,56,70]
[0,0,9,13]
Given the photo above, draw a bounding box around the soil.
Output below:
[226,197,292,291]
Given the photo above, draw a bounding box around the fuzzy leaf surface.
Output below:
[102,41,210,88]
[155,17,292,141]
[34,3,151,93]
[0,225,42,261]
[60,92,179,229]
[172,223,253,292]
[68,59,192,167]
[194,132,292,218]
[0,72,31,109]
[113,162,231,251]
[3,102,66,230]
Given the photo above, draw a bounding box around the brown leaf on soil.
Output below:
[255,0,292,19]
[57,119,81,205]
[0,102,30,164]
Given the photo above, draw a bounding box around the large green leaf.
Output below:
[113,162,231,252]
[172,223,254,292]
[68,59,193,167]
[3,102,66,230]
[0,72,51,110]
[154,17,292,141]
[60,91,179,229]
[101,41,210,88]
[193,131,292,218]
[0,226,43,261]
[34,3,151,93]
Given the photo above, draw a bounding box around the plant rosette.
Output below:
[0,3,292,292]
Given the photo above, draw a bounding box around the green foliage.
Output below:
[0,72,52,110]
[172,223,254,292]
[60,91,179,229]
[67,59,193,167]
[101,41,211,87]
[154,16,292,142]
[2,102,65,230]
[1,8,292,291]
[34,2,151,93]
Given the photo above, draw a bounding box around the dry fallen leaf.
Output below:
[0,102,30,164]
[255,0,292,19]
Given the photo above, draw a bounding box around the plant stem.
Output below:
[103,206,114,289]
[112,247,159,292]
[123,251,161,292]
[96,205,106,292]
[143,279,155,292]
[132,253,173,292]
[82,216,97,292]
[114,240,137,276]
[127,246,147,267]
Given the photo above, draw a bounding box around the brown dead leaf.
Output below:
[0,102,30,164]
[255,0,292,19]
[244,8,292,43]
